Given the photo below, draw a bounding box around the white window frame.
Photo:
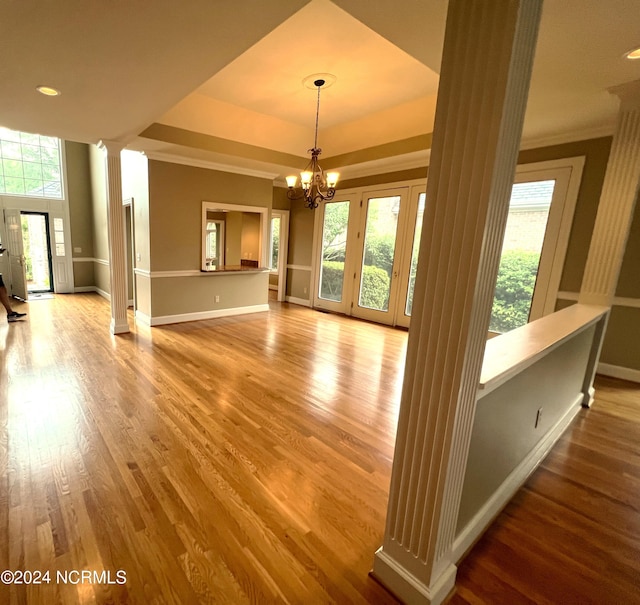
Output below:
[309,157,584,329]
[0,139,74,295]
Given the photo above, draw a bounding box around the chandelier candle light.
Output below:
[286,76,339,209]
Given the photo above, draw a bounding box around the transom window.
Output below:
[0,128,63,199]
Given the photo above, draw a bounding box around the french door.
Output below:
[313,195,357,315]
[312,159,581,332]
[312,184,424,325]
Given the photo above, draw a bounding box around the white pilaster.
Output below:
[99,140,130,335]
[579,80,640,307]
[373,1,543,604]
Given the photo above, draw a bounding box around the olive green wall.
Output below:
[616,198,640,299]
[65,141,96,289]
[66,142,94,259]
[601,306,640,371]
[286,198,315,300]
[88,144,110,295]
[146,160,272,319]
[272,186,291,211]
[288,199,315,266]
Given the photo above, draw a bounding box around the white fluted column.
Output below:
[372,1,542,603]
[99,140,130,335]
[579,80,640,307]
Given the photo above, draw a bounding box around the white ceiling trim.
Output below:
[520,125,615,151]
[143,151,281,181]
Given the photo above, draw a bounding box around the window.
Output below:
[0,128,63,198]
[489,180,554,333]
[269,215,281,271]
[53,217,66,256]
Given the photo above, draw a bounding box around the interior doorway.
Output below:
[21,211,54,294]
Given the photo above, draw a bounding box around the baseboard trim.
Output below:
[452,394,583,562]
[597,362,640,383]
[74,286,110,301]
[372,548,456,605]
[135,310,151,327]
[286,296,312,307]
[148,304,270,326]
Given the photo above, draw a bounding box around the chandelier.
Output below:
[286,76,339,209]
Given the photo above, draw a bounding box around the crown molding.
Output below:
[143,150,280,180]
[519,125,615,151]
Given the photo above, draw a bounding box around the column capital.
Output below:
[608,79,640,111]
[98,139,127,156]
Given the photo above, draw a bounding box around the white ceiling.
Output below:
[1,0,639,180]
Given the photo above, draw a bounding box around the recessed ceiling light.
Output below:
[36,85,61,96]
[624,46,640,60]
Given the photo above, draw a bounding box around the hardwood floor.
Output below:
[0,294,404,604]
[449,376,640,605]
[0,294,638,604]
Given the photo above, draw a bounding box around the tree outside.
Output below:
[489,249,540,332]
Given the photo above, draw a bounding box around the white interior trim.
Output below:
[597,362,640,383]
[148,303,269,326]
[144,150,280,180]
[285,296,311,307]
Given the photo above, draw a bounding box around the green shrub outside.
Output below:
[319,260,345,301]
[490,249,540,333]
[360,264,390,310]
[320,261,390,310]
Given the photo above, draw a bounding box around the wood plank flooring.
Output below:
[450,376,640,605]
[0,293,639,604]
[0,294,405,604]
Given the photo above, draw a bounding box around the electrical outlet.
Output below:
[303,287,308,294]
[136,252,141,262]
[535,408,543,428]
[215,295,220,303]
[73,246,82,253]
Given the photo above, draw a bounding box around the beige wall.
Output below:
[240,212,261,261]
[148,160,271,271]
[287,268,311,300]
[225,211,243,265]
[151,273,268,316]
[146,160,272,318]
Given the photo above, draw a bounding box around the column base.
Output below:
[110,318,130,335]
[372,547,456,605]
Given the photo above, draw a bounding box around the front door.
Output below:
[4,209,28,300]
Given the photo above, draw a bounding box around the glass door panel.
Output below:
[393,186,426,328]
[405,192,426,317]
[358,196,400,311]
[489,179,554,333]
[318,200,350,303]
[352,192,405,324]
